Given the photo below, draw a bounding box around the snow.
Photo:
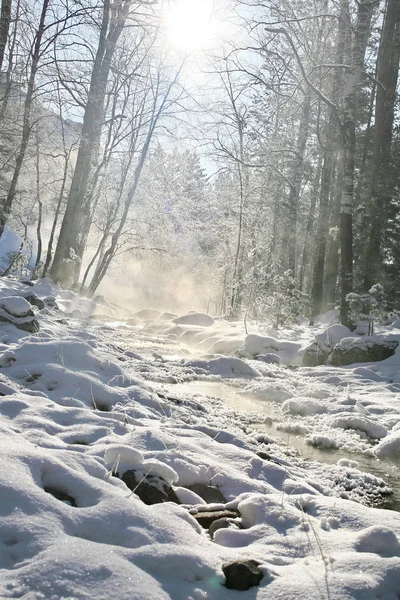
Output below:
[2,277,400,598]
[0,295,32,316]
[173,312,215,326]
[315,323,353,352]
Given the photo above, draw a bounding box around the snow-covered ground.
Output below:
[2,277,400,599]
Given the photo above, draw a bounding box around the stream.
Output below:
[169,379,400,511]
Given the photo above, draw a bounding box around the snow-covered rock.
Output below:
[173,312,214,327]
[0,295,32,317]
[330,336,399,366]
[238,334,302,365]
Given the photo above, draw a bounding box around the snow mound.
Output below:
[330,415,388,439]
[282,397,328,416]
[173,312,214,327]
[238,334,302,365]
[186,356,261,377]
[375,430,400,459]
[354,525,400,555]
[315,324,353,352]
[104,444,145,468]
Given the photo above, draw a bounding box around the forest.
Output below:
[0,0,398,327]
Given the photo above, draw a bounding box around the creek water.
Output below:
[171,379,400,511]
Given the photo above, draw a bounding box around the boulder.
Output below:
[186,484,226,503]
[133,309,161,321]
[302,342,329,367]
[255,353,282,364]
[160,312,178,320]
[193,509,240,529]
[173,312,214,327]
[0,296,39,332]
[120,469,180,505]
[303,324,353,367]
[23,294,45,310]
[331,337,398,366]
[222,559,264,591]
[209,517,242,539]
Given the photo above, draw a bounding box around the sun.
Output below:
[164,0,219,51]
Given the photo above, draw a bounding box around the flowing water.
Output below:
[170,380,400,511]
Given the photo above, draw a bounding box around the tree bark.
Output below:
[0,0,50,238]
[0,0,11,73]
[286,92,311,276]
[51,0,131,286]
[362,0,400,290]
[339,0,375,327]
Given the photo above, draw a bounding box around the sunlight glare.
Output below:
[164,0,220,51]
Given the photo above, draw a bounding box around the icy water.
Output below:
[171,380,400,511]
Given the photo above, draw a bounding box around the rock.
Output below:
[303,324,354,367]
[160,312,178,320]
[302,342,329,367]
[133,309,161,321]
[173,312,214,327]
[330,337,398,366]
[222,559,264,591]
[186,484,226,503]
[20,278,34,286]
[44,296,58,309]
[23,294,45,310]
[44,486,76,507]
[256,451,271,461]
[193,509,240,529]
[0,296,39,333]
[209,517,242,539]
[120,469,180,505]
[0,296,33,318]
[255,353,282,364]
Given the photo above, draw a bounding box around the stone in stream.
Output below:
[222,559,264,591]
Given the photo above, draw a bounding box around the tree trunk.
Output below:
[87,72,180,295]
[324,149,344,308]
[50,0,131,286]
[362,0,400,290]
[0,0,11,72]
[339,0,375,327]
[33,133,42,277]
[299,154,321,293]
[0,0,50,237]
[286,92,311,276]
